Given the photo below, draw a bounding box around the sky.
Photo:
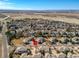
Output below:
[0,0,79,10]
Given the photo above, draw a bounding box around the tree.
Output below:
[5,31,14,45]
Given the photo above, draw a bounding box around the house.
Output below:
[14,46,27,54]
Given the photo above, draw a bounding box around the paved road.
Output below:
[1,16,9,58]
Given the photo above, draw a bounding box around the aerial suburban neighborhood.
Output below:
[0,0,79,58]
[0,10,79,58]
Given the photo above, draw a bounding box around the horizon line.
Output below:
[0,9,79,11]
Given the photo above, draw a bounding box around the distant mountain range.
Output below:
[0,10,79,13]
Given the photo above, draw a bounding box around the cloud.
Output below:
[4,0,9,1]
[0,0,32,10]
[0,0,16,9]
[0,0,9,2]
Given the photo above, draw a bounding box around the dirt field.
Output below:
[11,38,24,46]
[3,13,79,25]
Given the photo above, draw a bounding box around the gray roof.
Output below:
[58,53,66,58]
[15,46,27,53]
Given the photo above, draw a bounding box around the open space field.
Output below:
[3,13,79,25]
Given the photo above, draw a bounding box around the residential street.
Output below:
[1,16,9,58]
